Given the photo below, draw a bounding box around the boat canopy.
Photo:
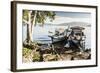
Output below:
[70,26,85,30]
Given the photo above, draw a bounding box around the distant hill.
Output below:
[45,22,91,27]
[57,22,91,27]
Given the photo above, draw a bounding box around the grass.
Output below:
[22,48,32,58]
[22,47,41,62]
[32,52,40,62]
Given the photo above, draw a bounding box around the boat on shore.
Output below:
[48,26,85,42]
[48,26,86,51]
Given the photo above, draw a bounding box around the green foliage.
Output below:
[32,52,40,62]
[23,10,29,21]
[35,11,55,25]
[22,10,56,26]
[22,48,32,58]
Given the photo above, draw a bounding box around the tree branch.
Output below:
[22,19,29,25]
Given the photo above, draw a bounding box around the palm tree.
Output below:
[23,10,55,44]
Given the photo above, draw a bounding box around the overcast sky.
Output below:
[45,11,91,24]
[56,11,91,18]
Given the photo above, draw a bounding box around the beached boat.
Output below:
[48,28,68,43]
[48,26,86,51]
[49,26,85,42]
[48,35,66,43]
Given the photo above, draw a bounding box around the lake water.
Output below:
[23,25,91,49]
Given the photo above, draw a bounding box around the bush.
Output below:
[32,52,40,62]
[22,48,32,58]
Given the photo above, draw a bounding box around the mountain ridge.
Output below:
[45,22,91,27]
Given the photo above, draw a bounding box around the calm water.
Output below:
[23,25,91,49]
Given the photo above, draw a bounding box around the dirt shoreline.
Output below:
[22,43,91,63]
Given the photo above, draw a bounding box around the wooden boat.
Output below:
[48,26,85,49]
[48,35,66,43]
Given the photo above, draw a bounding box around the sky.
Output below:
[56,11,91,18]
[45,11,91,24]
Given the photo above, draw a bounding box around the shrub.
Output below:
[22,48,32,58]
[32,52,40,62]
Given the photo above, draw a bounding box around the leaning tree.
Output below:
[23,10,55,44]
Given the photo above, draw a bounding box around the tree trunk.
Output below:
[26,10,37,44]
[26,24,31,44]
[26,11,32,44]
